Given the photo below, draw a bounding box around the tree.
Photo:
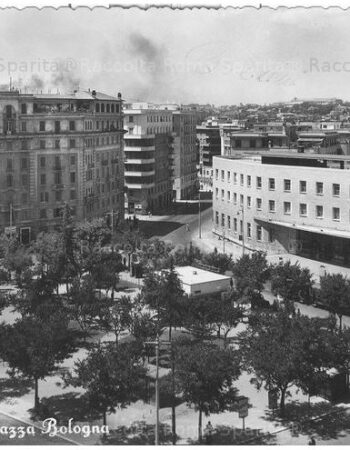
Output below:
[68,342,147,430]
[0,313,76,409]
[90,251,124,299]
[172,243,202,266]
[232,252,270,297]
[200,248,233,274]
[240,309,334,414]
[174,340,240,442]
[101,295,133,345]
[319,273,350,331]
[270,261,313,307]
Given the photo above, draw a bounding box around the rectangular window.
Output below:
[21,104,27,114]
[333,183,340,196]
[316,205,323,218]
[21,174,28,186]
[240,174,244,186]
[40,156,46,168]
[256,225,262,241]
[300,180,307,193]
[39,121,45,132]
[70,139,76,149]
[40,174,46,185]
[40,209,47,219]
[269,200,275,212]
[21,122,27,132]
[221,213,225,227]
[256,198,262,210]
[247,196,251,208]
[221,189,225,200]
[247,222,251,238]
[215,169,218,180]
[54,172,62,185]
[269,178,275,190]
[70,155,76,165]
[247,175,251,187]
[69,121,76,131]
[53,208,61,218]
[21,158,28,170]
[233,218,237,232]
[233,172,237,184]
[300,203,307,216]
[215,211,219,225]
[240,194,244,206]
[284,179,291,192]
[40,140,45,149]
[70,172,76,183]
[233,193,237,205]
[55,140,60,149]
[227,216,231,229]
[316,182,323,195]
[227,171,231,182]
[256,176,262,189]
[284,201,291,215]
[333,207,340,221]
[6,174,13,187]
[227,191,231,202]
[55,190,62,202]
[215,187,219,199]
[70,189,76,200]
[221,170,225,181]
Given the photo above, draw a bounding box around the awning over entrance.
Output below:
[256,218,350,240]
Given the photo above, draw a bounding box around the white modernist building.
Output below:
[175,265,231,296]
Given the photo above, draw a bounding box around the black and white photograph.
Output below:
[1,3,350,445]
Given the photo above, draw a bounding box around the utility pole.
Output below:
[237,206,245,256]
[198,189,201,239]
[155,332,160,446]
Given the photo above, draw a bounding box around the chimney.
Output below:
[117,92,122,99]
[92,90,96,97]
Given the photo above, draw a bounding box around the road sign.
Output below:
[4,226,16,235]
[239,407,249,418]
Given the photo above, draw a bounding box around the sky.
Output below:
[1,7,350,105]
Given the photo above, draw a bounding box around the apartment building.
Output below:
[213,152,350,268]
[0,89,124,241]
[123,103,173,214]
[172,110,198,200]
[221,129,289,156]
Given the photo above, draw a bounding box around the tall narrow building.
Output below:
[0,89,124,242]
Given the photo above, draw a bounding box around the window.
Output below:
[269,178,275,190]
[39,121,45,132]
[70,189,76,200]
[54,156,61,169]
[233,193,237,205]
[221,189,225,200]
[221,170,225,181]
[40,140,46,149]
[6,174,13,187]
[21,140,28,150]
[21,174,28,186]
[215,211,219,225]
[227,191,231,201]
[40,156,46,168]
[21,122,27,132]
[53,208,61,218]
[21,193,28,204]
[233,218,237,232]
[21,158,28,170]
[40,209,47,219]
[247,222,251,238]
[247,175,251,187]
[54,172,62,185]
[70,172,76,183]
[55,190,62,202]
[249,139,256,148]
[333,183,340,196]
[240,174,244,186]
[247,196,251,208]
[300,180,307,193]
[256,176,262,189]
[240,194,244,206]
[300,203,307,216]
[333,207,340,221]
[70,155,76,165]
[55,140,60,149]
[227,171,231,182]
[221,213,225,227]
[269,200,275,212]
[233,172,237,184]
[215,187,219,199]
[40,174,46,185]
[256,198,262,210]
[21,104,27,114]
[70,139,76,149]
[215,169,218,180]
[316,182,323,195]
[284,179,291,192]
[256,225,262,241]
[316,205,323,218]
[40,192,49,202]
[129,115,134,123]
[284,202,291,215]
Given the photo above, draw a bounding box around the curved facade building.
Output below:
[213,152,350,267]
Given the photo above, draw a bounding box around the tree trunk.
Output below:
[198,408,203,443]
[168,325,172,341]
[34,377,40,410]
[217,326,221,339]
[339,314,343,332]
[280,387,286,415]
[102,410,107,440]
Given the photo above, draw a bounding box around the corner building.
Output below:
[213,152,350,268]
[0,89,124,241]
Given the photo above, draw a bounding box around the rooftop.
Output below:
[174,266,230,285]
[0,89,121,101]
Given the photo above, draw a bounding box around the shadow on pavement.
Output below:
[0,375,33,401]
[138,221,182,238]
[104,420,174,445]
[187,425,276,445]
[264,400,350,442]
[32,392,101,424]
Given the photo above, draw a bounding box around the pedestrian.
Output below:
[308,437,316,445]
[204,421,213,445]
[186,223,190,232]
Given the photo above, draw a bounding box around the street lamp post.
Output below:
[198,189,201,239]
[237,206,245,256]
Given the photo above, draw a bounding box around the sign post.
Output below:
[237,396,249,431]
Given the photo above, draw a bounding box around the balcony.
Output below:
[123,146,155,152]
[125,181,155,189]
[125,158,155,164]
[125,170,155,177]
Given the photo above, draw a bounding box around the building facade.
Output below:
[213,152,350,268]
[0,89,124,241]
[123,104,174,214]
